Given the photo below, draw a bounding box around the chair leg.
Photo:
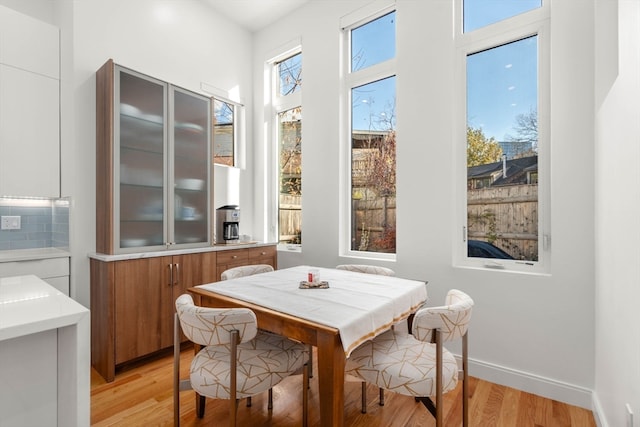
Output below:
[361,382,367,413]
[230,330,239,427]
[303,363,309,427]
[173,314,181,427]
[247,396,252,407]
[435,330,443,427]
[379,387,385,406]
[462,331,469,427]
[197,394,206,418]
[268,389,273,410]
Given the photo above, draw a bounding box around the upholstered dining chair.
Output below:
[221,264,274,280]
[173,294,309,427]
[335,264,395,276]
[221,263,317,382]
[346,289,473,427]
[336,264,395,413]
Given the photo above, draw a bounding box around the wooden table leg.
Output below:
[316,331,345,427]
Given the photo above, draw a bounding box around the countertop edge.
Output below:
[87,242,278,262]
[0,275,89,342]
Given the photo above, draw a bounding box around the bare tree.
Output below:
[506,107,538,149]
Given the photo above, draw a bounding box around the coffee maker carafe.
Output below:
[215,205,240,244]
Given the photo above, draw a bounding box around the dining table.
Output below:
[188,265,428,427]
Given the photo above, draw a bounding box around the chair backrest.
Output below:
[335,264,395,276]
[175,294,258,346]
[412,289,473,343]
[221,264,274,280]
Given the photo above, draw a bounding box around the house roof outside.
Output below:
[468,155,538,187]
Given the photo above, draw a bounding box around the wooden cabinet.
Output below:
[96,59,211,254]
[0,6,59,197]
[216,245,277,280]
[91,251,217,381]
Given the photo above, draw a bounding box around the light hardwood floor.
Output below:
[91,348,596,427]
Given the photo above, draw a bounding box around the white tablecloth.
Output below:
[196,265,428,356]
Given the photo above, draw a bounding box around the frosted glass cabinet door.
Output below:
[116,68,167,250]
[171,88,210,245]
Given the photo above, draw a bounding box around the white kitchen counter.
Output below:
[0,275,90,427]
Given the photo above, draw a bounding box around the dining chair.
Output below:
[345,289,473,427]
[335,264,395,276]
[173,293,309,427]
[221,264,274,280]
[221,263,317,382]
[336,264,395,413]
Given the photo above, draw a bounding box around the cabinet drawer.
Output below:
[248,246,276,261]
[0,257,69,279]
[216,249,248,265]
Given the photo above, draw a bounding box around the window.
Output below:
[458,0,549,271]
[212,98,235,166]
[278,107,302,245]
[344,9,396,256]
[463,0,542,33]
[272,51,302,247]
[278,52,302,96]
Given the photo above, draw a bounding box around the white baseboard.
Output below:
[464,357,594,410]
[591,393,607,427]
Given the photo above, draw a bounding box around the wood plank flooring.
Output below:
[91,348,596,426]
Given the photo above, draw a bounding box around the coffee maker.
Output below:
[215,205,240,244]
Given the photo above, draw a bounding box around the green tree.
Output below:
[467,126,503,167]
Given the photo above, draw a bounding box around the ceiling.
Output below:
[204,0,310,32]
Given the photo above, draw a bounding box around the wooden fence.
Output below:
[467,184,538,260]
[279,194,302,244]
[280,184,537,259]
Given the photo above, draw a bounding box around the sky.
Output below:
[465,0,541,141]
[350,2,541,141]
[467,35,538,141]
[351,11,396,132]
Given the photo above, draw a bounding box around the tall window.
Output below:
[212,98,235,166]
[458,0,549,271]
[273,52,302,247]
[345,9,396,255]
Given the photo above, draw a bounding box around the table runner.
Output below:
[196,265,428,356]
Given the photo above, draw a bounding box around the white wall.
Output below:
[0,0,54,24]
[254,0,596,408]
[594,1,640,426]
[55,0,254,307]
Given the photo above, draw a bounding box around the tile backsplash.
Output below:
[0,197,70,251]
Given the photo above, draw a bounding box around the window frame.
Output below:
[341,3,397,261]
[212,96,240,168]
[268,46,303,251]
[454,0,551,274]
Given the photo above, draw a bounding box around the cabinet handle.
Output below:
[261,251,266,255]
[168,263,174,286]
[232,255,237,259]
[174,263,180,286]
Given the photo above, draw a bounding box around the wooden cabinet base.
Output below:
[90,251,217,382]
[90,245,276,382]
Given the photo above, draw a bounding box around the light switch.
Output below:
[1,216,21,230]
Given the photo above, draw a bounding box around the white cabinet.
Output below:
[0,256,70,295]
[0,5,59,79]
[0,5,60,198]
[0,65,59,197]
